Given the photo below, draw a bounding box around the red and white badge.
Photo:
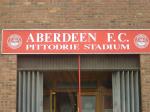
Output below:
[7,34,22,49]
[134,34,149,48]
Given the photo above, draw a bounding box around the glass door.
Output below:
[81,93,97,112]
[50,91,77,112]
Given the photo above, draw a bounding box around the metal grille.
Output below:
[18,55,78,71]
[17,71,43,112]
[112,71,140,112]
[17,55,140,71]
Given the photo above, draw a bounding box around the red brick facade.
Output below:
[0,0,150,112]
[0,55,17,112]
[1,0,150,29]
[140,55,150,112]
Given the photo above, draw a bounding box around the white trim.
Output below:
[1,52,150,54]
[2,29,150,30]
[1,30,4,54]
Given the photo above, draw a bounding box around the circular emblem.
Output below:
[134,34,149,48]
[7,34,22,49]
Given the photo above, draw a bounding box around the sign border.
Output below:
[1,29,150,54]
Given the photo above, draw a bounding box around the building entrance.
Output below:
[17,55,140,112]
[43,71,112,112]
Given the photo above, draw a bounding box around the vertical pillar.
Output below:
[131,71,135,112]
[36,71,40,112]
[135,71,140,112]
[112,71,121,112]
[31,71,35,112]
[125,71,130,112]
[121,71,125,112]
[22,71,27,112]
[40,72,43,112]
[27,71,31,112]
[18,71,22,112]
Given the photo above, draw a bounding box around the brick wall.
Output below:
[0,0,150,29]
[140,55,150,112]
[0,55,17,112]
[0,0,150,112]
